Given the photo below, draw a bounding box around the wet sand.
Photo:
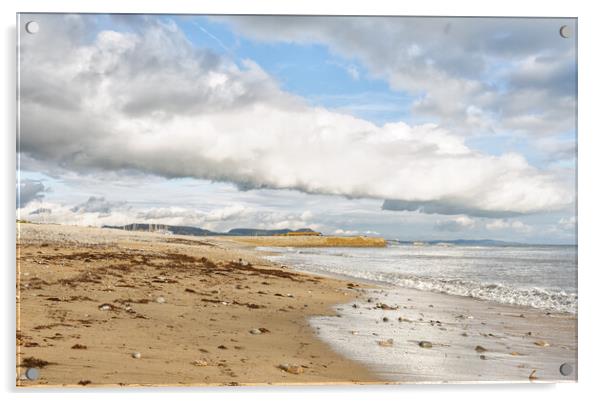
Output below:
[311,286,577,383]
[16,223,377,387]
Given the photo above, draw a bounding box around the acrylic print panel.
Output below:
[16,13,577,387]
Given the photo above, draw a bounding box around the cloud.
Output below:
[486,219,533,233]
[434,215,475,232]
[558,216,577,230]
[17,180,48,207]
[70,196,127,215]
[18,15,574,219]
[219,16,576,137]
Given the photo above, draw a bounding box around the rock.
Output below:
[131,351,141,359]
[279,363,304,374]
[249,329,262,335]
[376,303,398,310]
[382,317,389,322]
[461,332,468,337]
[377,338,394,347]
[192,359,209,367]
[155,296,166,304]
[475,345,487,353]
[418,341,433,348]
[98,303,112,311]
[534,340,550,347]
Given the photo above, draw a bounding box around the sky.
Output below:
[17,14,577,244]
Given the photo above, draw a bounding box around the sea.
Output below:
[259,242,577,314]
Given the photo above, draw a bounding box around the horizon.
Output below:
[17,14,577,245]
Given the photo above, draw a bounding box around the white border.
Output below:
[2,1,600,400]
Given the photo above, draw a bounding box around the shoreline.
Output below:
[16,223,577,385]
[249,242,577,383]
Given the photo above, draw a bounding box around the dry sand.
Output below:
[16,223,377,387]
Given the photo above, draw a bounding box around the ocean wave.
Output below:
[389,274,577,314]
[266,257,577,314]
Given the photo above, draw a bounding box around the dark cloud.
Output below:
[17,180,47,207]
[382,199,521,218]
[29,208,52,215]
[70,196,126,215]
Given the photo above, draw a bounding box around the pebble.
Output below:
[475,345,487,353]
[382,317,389,322]
[155,296,166,304]
[534,340,550,347]
[418,341,433,348]
[98,304,112,311]
[192,359,209,367]
[131,352,141,359]
[249,328,262,335]
[279,363,304,374]
[377,338,394,347]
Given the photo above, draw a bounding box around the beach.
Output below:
[16,223,376,386]
[16,223,576,386]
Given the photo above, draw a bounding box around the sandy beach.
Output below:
[16,223,377,387]
[16,223,576,386]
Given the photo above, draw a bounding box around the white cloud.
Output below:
[19,15,574,220]
[435,215,475,232]
[220,16,576,137]
[486,219,533,233]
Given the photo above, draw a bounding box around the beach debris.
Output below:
[475,345,487,353]
[249,327,270,335]
[529,369,538,381]
[377,338,394,347]
[21,357,53,368]
[376,303,398,310]
[418,341,433,349]
[155,296,166,304]
[534,340,550,347]
[131,352,141,359]
[278,363,304,374]
[98,303,113,311]
[192,359,209,367]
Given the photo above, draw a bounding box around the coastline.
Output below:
[16,223,379,386]
[16,223,577,386]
